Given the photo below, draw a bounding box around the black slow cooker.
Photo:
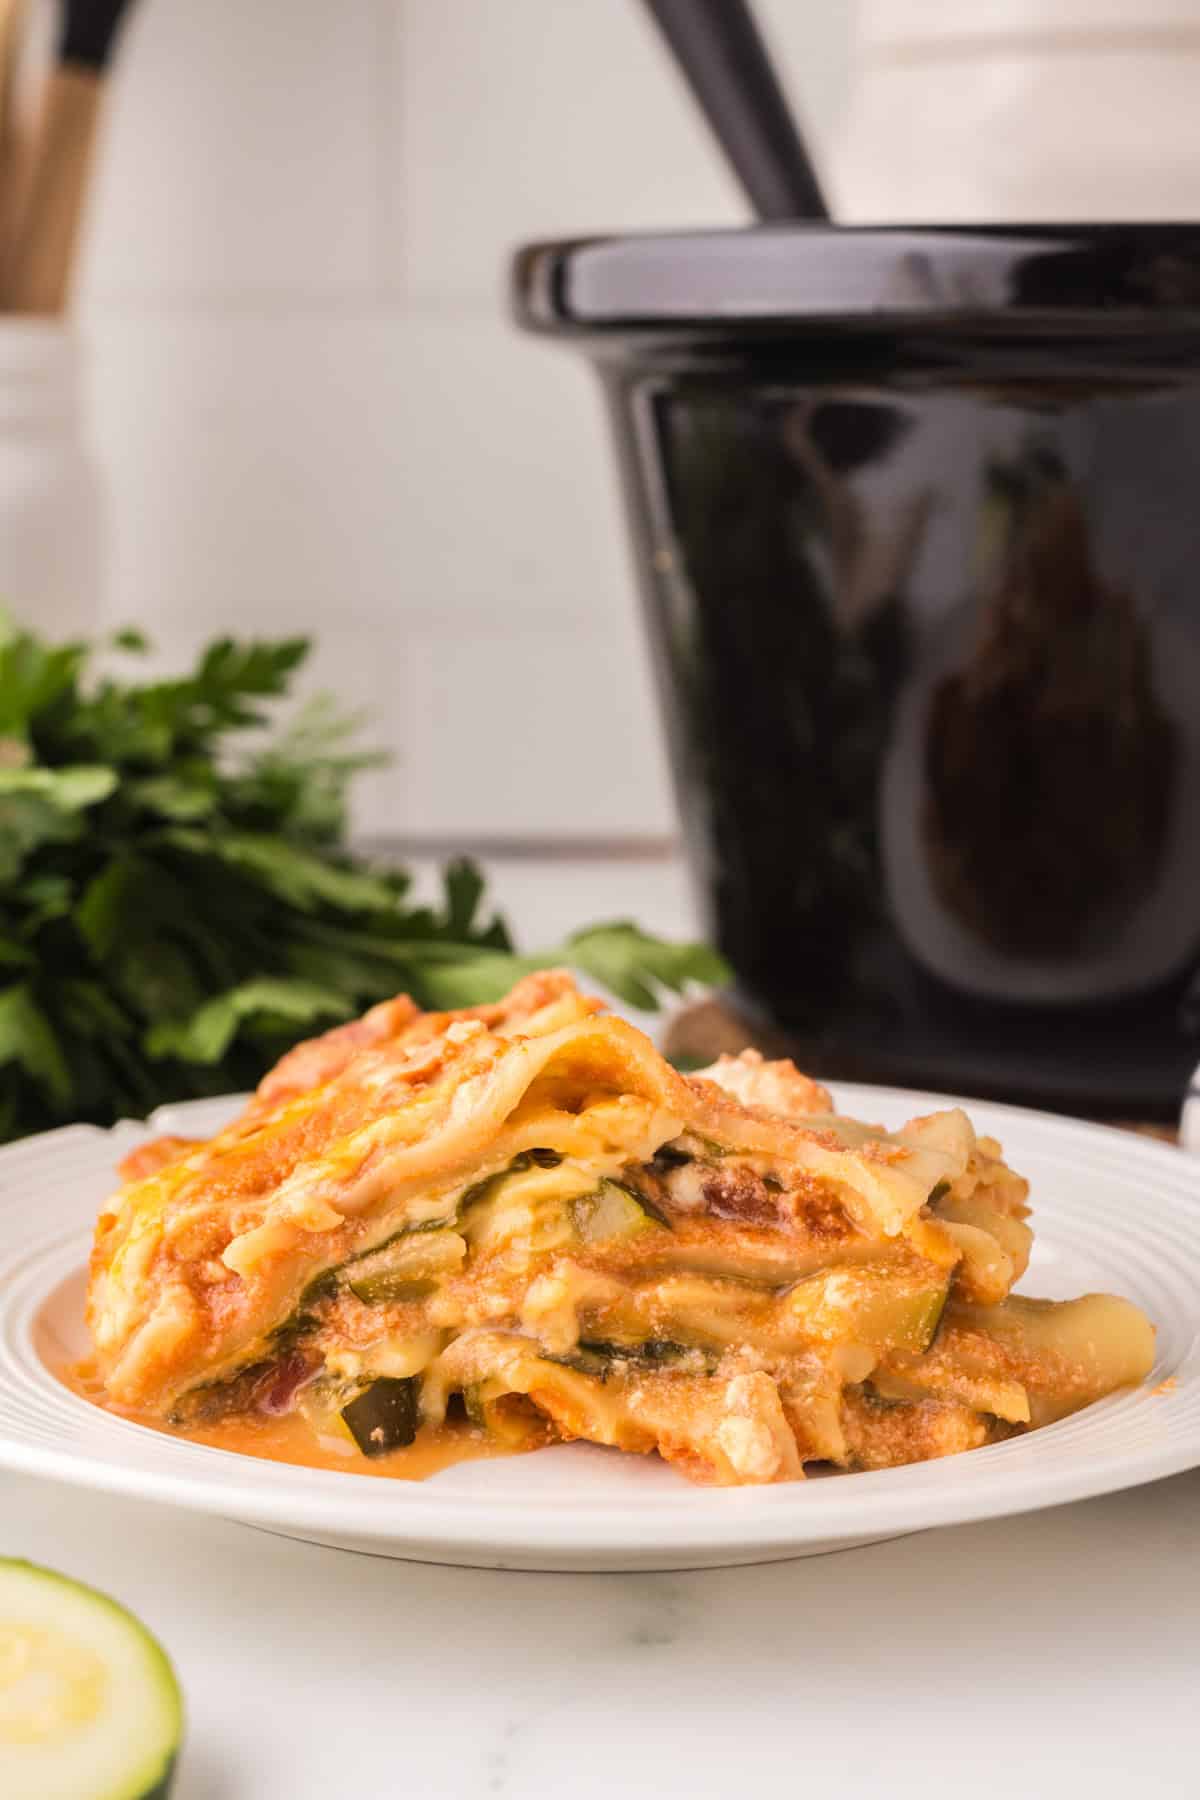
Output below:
[515,225,1200,1117]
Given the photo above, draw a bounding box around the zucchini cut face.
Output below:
[0,1558,182,1800]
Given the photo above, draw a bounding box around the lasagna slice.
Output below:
[87,973,1154,1485]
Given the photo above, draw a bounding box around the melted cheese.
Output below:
[83,974,1154,1486]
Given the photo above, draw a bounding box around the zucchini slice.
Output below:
[340,1376,421,1456]
[0,1559,182,1800]
[787,1264,950,1355]
[572,1180,668,1243]
[546,1338,706,1379]
[462,1381,548,1448]
[345,1229,467,1305]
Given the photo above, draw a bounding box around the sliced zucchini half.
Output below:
[0,1558,182,1800]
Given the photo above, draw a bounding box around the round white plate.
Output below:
[0,1086,1197,1572]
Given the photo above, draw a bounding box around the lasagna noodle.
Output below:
[85,973,1155,1484]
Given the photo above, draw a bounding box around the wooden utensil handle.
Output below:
[4,64,102,314]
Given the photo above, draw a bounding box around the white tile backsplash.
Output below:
[836,45,1200,221]
[391,614,672,838]
[87,307,651,624]
[86,309,675,838]
[391,0,746,306]
[87,315,383,643]
[71,0,850,839]
[80,0,382,300]
[370,315,643,627]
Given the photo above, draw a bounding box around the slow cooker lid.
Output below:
[514,224,1200,335]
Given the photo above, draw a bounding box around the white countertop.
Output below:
[5,1465,1199,1798]
[5,855,1198,1797]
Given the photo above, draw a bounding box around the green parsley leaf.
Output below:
[145,977,353,1064]
[0,616,727,1140]
[0,983,72,1108]
[563,922,728,1010]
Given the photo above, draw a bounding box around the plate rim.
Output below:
[1,1081,1197,1565]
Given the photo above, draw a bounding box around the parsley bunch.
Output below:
[0,619,724,1141]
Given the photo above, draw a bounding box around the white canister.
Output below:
[0,320,105,642]
[832,0,1200,222]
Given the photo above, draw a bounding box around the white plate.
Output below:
[0,1087,1197,1572]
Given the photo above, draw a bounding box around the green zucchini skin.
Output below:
[616,1180,672,1228]
[578,1338,694,1366]
[0,1558,183,1800]
[458,1147,561,1211]
[346,1273,437,1304]
[647,1143,691,1174]
[548,1339,706,1380]
[139,1762,178,1800]
[340,1377,421,1456]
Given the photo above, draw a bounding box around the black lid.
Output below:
[513,224,1200,339]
